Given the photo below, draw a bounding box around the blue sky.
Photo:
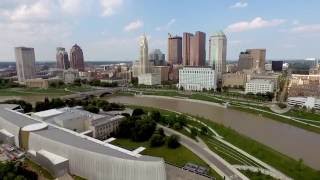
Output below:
[1,0,320,61]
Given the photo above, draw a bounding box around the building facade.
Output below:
[140,35,151,74]
[70,44,85,71]
[56,47,70,70]
[138,73,161,85]
[178,67,216,91]
[149,49,166,66]
[168,35,182,65]
[190,31,206,66]
[288,74,320,97]
[153,66,169,82]
[182,32,193,66]
[238,49,266,73]
[287,97,320,110]
[245,79,274,94]
[271,61,283,72]
[209,31,227,77]
[0,107,166,180]
[222,72,247,88]
[15,47,36,82]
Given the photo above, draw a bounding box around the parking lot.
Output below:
[0,144,25,162]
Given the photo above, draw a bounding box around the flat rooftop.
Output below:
[0,108,160,162]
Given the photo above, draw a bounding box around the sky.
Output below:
[1,0,320,62]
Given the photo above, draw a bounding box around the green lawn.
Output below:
[111,138,221,179]
[0,88,71,96]
[285,109,320,122]
[240,170,278,180]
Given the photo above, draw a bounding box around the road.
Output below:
[158,124,248,180]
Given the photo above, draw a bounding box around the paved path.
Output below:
[158,124,248,180]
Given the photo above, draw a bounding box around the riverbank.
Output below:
[121,103,320,179]
[123,89,320,135]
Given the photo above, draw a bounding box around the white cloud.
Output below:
[124,20,143,32]
[290,24,320,33]
[226,17,286,32]
[230,1,248,9]
[292,20,300,26]
[155,18,176,31]
[58,0,93,16]
[100,0,123,17]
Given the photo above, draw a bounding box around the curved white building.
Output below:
[0,106,166,180]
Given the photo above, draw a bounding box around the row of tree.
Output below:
[117,109,181,149]
[0,79,23,89]
[0,161,37,180]
[73,79,118,87]
[3,97,124,114]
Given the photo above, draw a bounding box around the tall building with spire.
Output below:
[56,47,70,70]
[70,44,85,71]
[139,35,150,74]
[209,31,227,78]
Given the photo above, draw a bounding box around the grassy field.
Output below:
[240,170,278,180]
[127,105,320,179]
[111,138,221,179]
[285,109,320,122]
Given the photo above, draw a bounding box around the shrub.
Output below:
[157,128,165,137]
[200,126,208,135]
[173,122,182,130]
[84,105,99,114]
[132,108,145,117]
[190,127,198,138]
[277,103,287,109]
[149,134,165,147]
[167,135,180,149]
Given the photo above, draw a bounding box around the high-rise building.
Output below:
[168,35,182,65]
[272,61,283,72]
[70,44,85,71]
[190,31,206,66]
[209,31,227,77]
[15,47,36,82]
[149,49,165,66]
[182,32,193,66]
[139,35,151,74]
[238,49,266,73]
[56,47,70,70]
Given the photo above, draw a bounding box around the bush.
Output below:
[190,127,198,138]
[157,128,165,137]
[149,134,165,147]
[84,105,100,114]
[150,111,161,122]
[132,108,145,117]
[277,103,287,109]
[173,122,182,130]
[131,116,156,142]
[167,135,180,149]
[200,126,208,135]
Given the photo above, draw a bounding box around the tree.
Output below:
[150,111,161,122]
[190,127,198,138]
[173,122,182,130]
[132,108,144,117]
[167,135,180,149]
[84,105,99,114]
[157,128,165,137]
[200,126,208,135]
[131,116,156,141]
[149,134,165,147]
[73,79,81,86]
[176,115,187,127]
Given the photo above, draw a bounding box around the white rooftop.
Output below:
[33,109,63,118]
[37,149,68,165]
[22,123,48,132]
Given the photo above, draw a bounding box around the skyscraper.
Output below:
[139,35,150,74]
[168,34,182,65]
[56,47,70,70]
[70,44,85,71]
[182,32,193,66]
[209,31,227,78]
[149,49,166,66]
[248,49,266,73]
[14,47,36,82]
[190,31,206,66]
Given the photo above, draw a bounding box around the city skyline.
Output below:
[1,0,320,62]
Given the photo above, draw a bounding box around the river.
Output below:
[106,95,320,170]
